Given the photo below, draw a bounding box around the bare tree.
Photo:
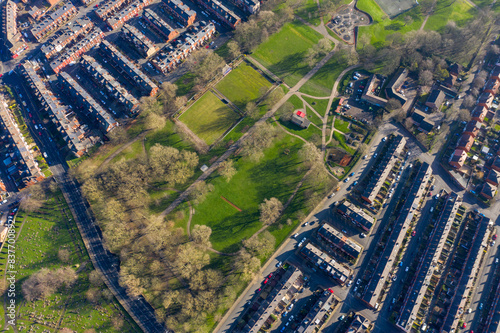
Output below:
[227,40,241,59]
[188,181,214,205]
[243,231,275,256]
[89,270,103,287]
[419,70,434,87]
[144,112,166,131]
[245,102,260,119]
[58,249,70,263]
[259,197,283,225]
[218,159,237,182]
[191,224,212,247]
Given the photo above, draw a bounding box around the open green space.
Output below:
[334,118,350,133]
[179,91,241,145]
[111,139,144,163]
[298,55,342,97]
[306,106,324,128]
[356,0,423,48]
[252,20,327,87]
[424,0,476,31]
[302,96,330,116]
[0,191,137,332]
[215,61,273,108]
[296,0,322,26]
[287,94,305,110]
[190,135,307,253]
[144,120,194,153]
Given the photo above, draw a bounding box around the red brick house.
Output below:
[456,134,474,152]
[471,105,488,122]
[449,149,467,169]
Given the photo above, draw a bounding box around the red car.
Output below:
[327,288,334,294]
[263,278,269,284]
[494,234,497,240]
[256,288,261,293]
[38,132,42,136]
[28,113,32,118]
[412,230,416,236]
[462,323,467,328]
[428,192,432,197]
[268,273,273,278]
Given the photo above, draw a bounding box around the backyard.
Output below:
[178,91,241,145]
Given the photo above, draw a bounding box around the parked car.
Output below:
[293,233,299,238]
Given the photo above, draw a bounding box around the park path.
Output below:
[159,44,340,218]
[419,0,438,31]
[97,130,148,171]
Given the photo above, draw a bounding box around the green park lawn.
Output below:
[252,20,328,87]
[424,0,476,31]
[296,0,322,26]
[306,106,324,128]
[0,192,137,332]
[302,96,330,116]
[298,56,343,97]
[287,94,305,109]
[190,135,307,253]
[334,118,350,133]
[179,91,241,145]
[356,0,423,48]
[333,131,355,154]
[215,61,273,109]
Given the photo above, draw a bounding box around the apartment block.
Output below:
[143,8,179,42]
[228,0,260,14]
[300,243,351,285]
[41,16,94,59]
[336,201,375,233]
[121,23,159,58]
[242,266,303,333]
[50,28,104,74]
[100,40,158,96]
[31,3,77,41]
[151,22,215,73]
[162,0,196,27]
[95,0,128,19]
[192,0,240,28]
[361,135,406,204]
[3,0,29,58]
[317,223,362,260]
[361,162,432,309]
[0,95,44,189]
[81,55,140,113]
[397,192,461,332]
[20,63,93,157]
[106,0,153,30]
[58,72,118,133]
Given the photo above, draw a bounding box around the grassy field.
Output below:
[215,61,273,109]
[306,106,324,128]
[252,20,328,87]
[287,94,305,109]
[296,0,322,26]
[298,56,342,97]
[424,0,476,31]
[356,0,423,48]
[179,91,241,145]
[334,118,350,133]
[302,96,330,116]
[0,191,138,332]
[189,135,307,253]
[333,131,355,154]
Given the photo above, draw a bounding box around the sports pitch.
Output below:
[375,0,418,17]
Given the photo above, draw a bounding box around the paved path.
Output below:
[159,49,338,218]
[97,131,148,171]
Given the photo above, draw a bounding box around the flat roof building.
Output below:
[385,68,408,108]
[81,55,140,113]
[41,16,94,59]
[58,72,118,133]
[50,27,104,74]
[300,243,351,284]
[31,2,77,41]
[362,162,432,309]
[20,63,93,157]
[317,223,362,260]
[100,40,158,96]
[361,135,406,204]
[361,75,387,107]
[397,192,461,332]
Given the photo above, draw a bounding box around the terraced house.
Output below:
[317,223,362,260]
[41,16,94,59]
[106,0,153,30]
[100,40,158,96]
[162,0,196,27]
[30,2,77,41]
[50,28,104,74]
[94,0,129,19]
[2,0,29,58]
[58,72,118,133]
[81,55,140,113]
[121,24,159,58]
[192,0,240,28]
[20,63,93,157]
[143,8,179,42]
